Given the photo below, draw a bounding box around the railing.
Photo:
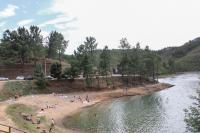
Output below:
[0,123,27,133]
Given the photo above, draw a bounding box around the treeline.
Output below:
[0,26,68,65]
[64,37,162,88]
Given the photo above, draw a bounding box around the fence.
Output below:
[0,123,26,133]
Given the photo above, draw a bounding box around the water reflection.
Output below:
[65,72,200,133]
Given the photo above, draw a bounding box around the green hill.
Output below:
[158,37,200,72]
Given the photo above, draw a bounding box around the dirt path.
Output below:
[0,83,172,133]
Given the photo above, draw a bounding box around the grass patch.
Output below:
[0,81,34,101]
[6,104,63,133]
[0,81,54,101]
[6,104,39,133]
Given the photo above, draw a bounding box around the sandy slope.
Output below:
[0,83,171,133]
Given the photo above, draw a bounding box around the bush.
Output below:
[35,79,46,89]
[34,63,47,89]
[64,65,79,80]
[50,62,62,79]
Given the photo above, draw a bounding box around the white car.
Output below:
[16,76,24,80]
[45,75,54,80]
[0,77,9,81]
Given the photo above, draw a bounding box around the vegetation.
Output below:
[65,37,161,88]
[50,62,62,80]
[74,37,98,88]
[34,63,47,89]
[64,56,79,80]
[0,26,67,65]
[119,38,131,82]
[99,46,111,86]
[184,90,200,132]
[158,37,200,72]
[0,81,55,101]
[47,31,68,63]
[6,104,62,133]
[0,81,33,101]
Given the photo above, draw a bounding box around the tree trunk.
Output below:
[152,63,155,80]
[59,51,61,65]
[96,75,100,89]
[106,74,108,87]
[110,70,115,89]
[156,62,159,82]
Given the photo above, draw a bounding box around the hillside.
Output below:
[158,37,200,71]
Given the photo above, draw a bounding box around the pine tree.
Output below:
[99,46,111,86]
[119,38,131,85]
[74,37,98,88]
[33,63,46,89]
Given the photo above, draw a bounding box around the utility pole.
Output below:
[44,58,46,77]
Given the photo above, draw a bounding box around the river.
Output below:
[64,72,200,133]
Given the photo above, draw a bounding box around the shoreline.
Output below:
[0,82,173,133]
[61,82,173,133]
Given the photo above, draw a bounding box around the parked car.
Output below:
[0,77,9,81]
[24,75,33,80]
[45,75,54,80]
[16,76,24,80]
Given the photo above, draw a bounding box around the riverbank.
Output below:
[0,82,172,133]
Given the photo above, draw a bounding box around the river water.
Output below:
[65,72,200,133]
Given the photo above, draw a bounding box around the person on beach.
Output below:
[78,96,83,103]
[30,114,35,124]
[125,87,128,95]
[86,94,90,102]
[123,87,128,95]
[49,118,55,132]
[37,117,41,124]
[70,96,76,102]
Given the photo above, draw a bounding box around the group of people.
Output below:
[20,111,55,133]
[70,94,90,103]
[20,113,40,124]
[52,92,91,103]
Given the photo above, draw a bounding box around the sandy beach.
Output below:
[0,82,172,133]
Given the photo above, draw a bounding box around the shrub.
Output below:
[50,62,62,79]
[34,63,46,89]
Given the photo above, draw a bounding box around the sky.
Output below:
[0,0,200,54]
